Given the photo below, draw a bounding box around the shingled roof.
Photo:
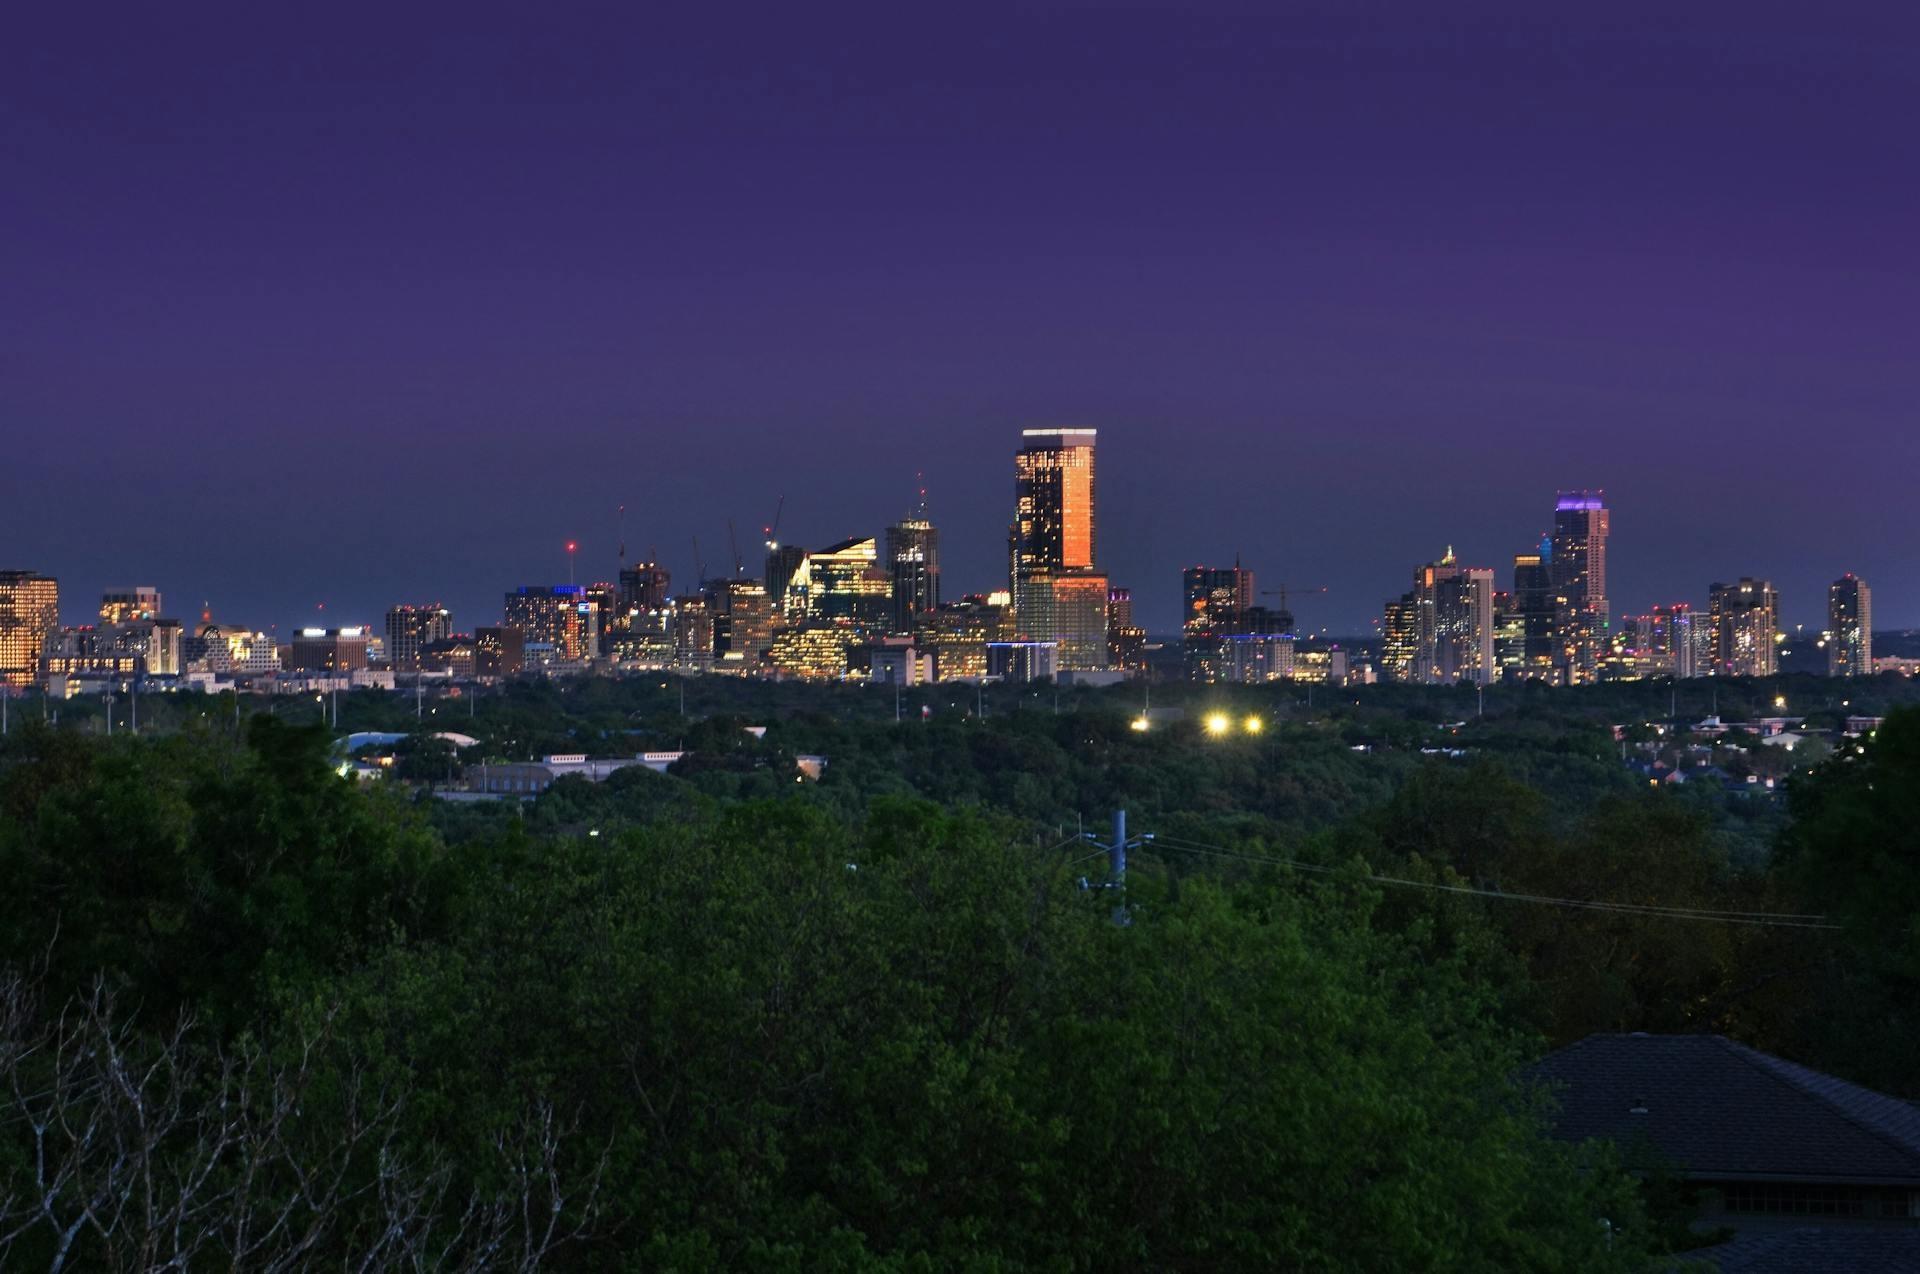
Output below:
[1692,1227,1920,1272]
[1525,1033,1920,1185]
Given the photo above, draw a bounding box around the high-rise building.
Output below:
[1509,544,1558,681]
[474,626,525,678]
[1550,491,1610,682]
[1708,578,1779,677]
[1828,575,1872,677]
[1181,563,1259,683]
[764,544,807,611]
[710,579,774,666]
[1614,604,1697,680]
[1395,550,1492,685]
[1380,595,1421,683]
[1011,428,1097,584]
[885,517,940,632]
[1009,428,1109,670]
[99,587,161,626]
[0,571,59,689]
[618,561,672,615]
[385,604,453,672]
[784,537,892,628]
[1182,565,1255,637]
[503,586,600,662]
[670,595,715,670]
[1432,564,1495,686]
[1013,573,1111,671]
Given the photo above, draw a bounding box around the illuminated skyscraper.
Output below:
[385,604,453,671]
[1828,575,1871,677]
[0,570,59,689]
[1011,428,1097,584]
[885,516,940,632]
[1397,549,1492,685]
[1010,428,1109,670]
[1708,578,1778,677]
[785,537,892,628]
[1550,491,1609,682]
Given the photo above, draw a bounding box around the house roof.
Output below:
[1526,1034,1920,1185]
[1691,1228,1920,1272]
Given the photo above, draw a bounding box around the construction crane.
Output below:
[763,494,786,552]
[727,519,743,577]
[691,536,706,586]
[1260,584,1328,636]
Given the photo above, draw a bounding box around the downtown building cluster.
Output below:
[1357,492,1875,687]
[0,449,1893,700]
[0,430,1145,698]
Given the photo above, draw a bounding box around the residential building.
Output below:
[1829,575,1872,677]
[1709,578,1779,677]
[914,595,1012,681]
[98,587,161,626]
[0,570,59,689]
[1529,1033,1920,1242]
[503,586,600,661]
[710,579,774,667]
[385,604,453,672]
[1380,595,1420,683]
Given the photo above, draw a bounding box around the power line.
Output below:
[1135,835,1841,931]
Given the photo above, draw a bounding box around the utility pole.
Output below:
[131,676,138,734]
[1080,808,1152,925]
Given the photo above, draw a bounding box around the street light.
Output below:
[1204,712,1232,737]
[1243,715,1264,735]
[1129,716,1150,732]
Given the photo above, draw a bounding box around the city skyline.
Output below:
[6,5,1917,635]
[5,461,1897,644]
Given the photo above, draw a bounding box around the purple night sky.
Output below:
[5,2,1915,637]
